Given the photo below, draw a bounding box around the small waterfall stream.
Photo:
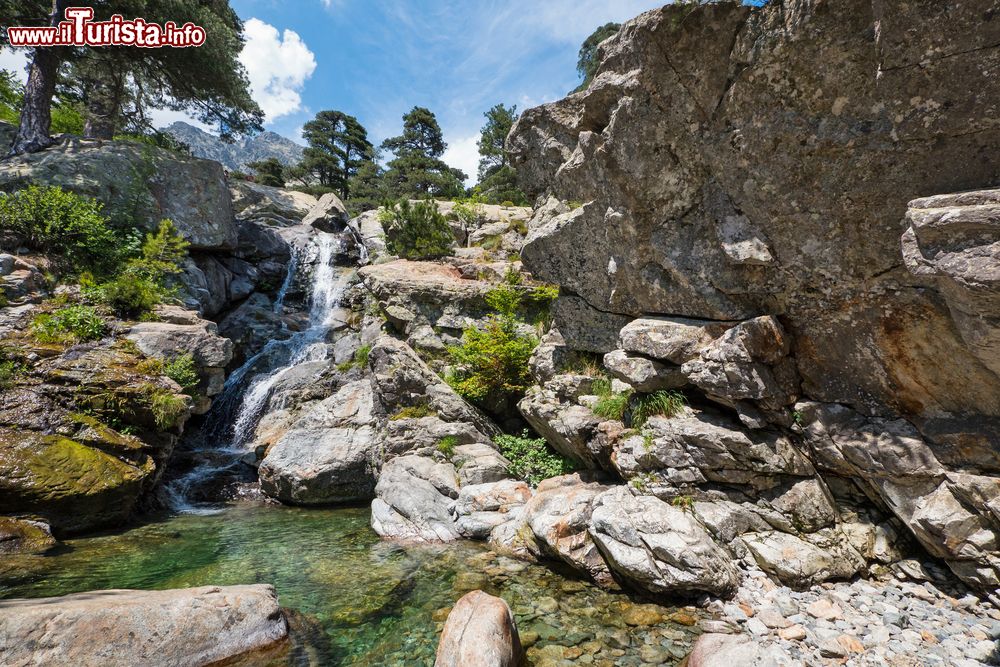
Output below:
[164,233,354,511]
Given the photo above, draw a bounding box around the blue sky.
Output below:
[225,0,673,181]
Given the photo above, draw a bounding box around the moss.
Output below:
[0,429,153,533]
[390,404,436,420]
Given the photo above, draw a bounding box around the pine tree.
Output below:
[574,22,620,93]
[381,106,465,199]
[1,0,263,152]
[247,158,286,188]
[300,110,373,198]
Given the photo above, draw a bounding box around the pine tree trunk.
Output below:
[83,74,124,140]
[7,1,68,156]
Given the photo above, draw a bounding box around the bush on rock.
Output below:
[380,199,454,260]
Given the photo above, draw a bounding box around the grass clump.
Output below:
[164,354,199,395]
[592,387,686,428]
[632,390,686,427]
[337,343,372,372]
[593,391,631,422]
[143,385,188,429]
[30,305,106,344]
[380,199,454,260]
[495,431,576,486]
[390,404,436,420]
[671,495,694,511]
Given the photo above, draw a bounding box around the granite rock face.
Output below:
[508,0,1000,592]
[0,139,237,250]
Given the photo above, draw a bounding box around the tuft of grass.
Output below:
[390,404,436,420]
[164,354,199,395]
[593,391,631,422]
[671,495,694,512]
[141,384,188,429]
[337,343,372,372]
[632,390,686,427]
[642,432,655,451]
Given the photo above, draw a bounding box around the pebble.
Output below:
[710,562,998,667]
[806,598,843,620]
[745,617,769,636]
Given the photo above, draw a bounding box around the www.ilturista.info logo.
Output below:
[7,7,206,48]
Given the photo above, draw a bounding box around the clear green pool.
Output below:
[0,503,702,666]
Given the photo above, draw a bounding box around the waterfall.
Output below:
[164,233,353,511]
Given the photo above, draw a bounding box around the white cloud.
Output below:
[0,48,29,82]
[239,18,317,123]
[443,133,480,186]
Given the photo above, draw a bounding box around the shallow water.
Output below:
[0,503,703,666]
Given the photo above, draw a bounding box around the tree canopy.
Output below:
[574,22,620,92]
[380,106,465,199]
[247,157,285,187]
[300,110,374,198]
[476,103,516,182]
[473,103,527,205]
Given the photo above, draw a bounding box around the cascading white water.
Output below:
[164,233,353,511]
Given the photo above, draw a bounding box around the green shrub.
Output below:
[632,390,686,427]
[30,305,106,344]
[501,200,516,208]
[87,219,188,318]
[452,201,485,227]
[495,431,576,486]
[448,292,535,405]
[0,347,26,390]
[437,435,458,460]
[593,391,631,422]
[164,354,199,395]
[380,199,454,260]
[0,186,121,276]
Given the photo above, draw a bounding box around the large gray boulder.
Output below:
[509,0,1000,422]
[126,313,234,411]
[371,455,461,542]
[492,473,616,587]
[0,139,237,250]
[0,585,287,666]
[435,590,522,667]
[589,486,739,597]
[258,380,378,505]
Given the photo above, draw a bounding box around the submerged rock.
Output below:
[0,517,56,555]
[0,584,288,666]
[435,590,522,667]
